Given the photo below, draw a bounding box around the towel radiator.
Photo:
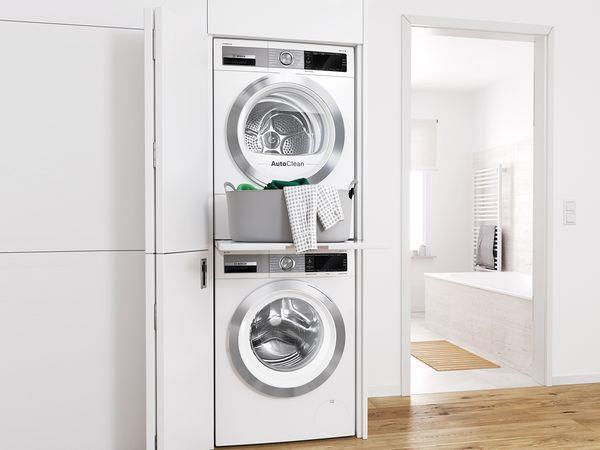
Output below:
[473,165,502,271]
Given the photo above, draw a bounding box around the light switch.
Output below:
[564,213,576,225]
[563,200,576,225]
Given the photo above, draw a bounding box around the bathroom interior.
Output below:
[409,28,537,394]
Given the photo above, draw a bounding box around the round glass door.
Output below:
[250,297,323,372]
[228,280,345,398]
[226,75,345,186]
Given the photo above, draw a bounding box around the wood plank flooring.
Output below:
[225,383,600,449]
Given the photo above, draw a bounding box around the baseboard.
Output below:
[368,385,403,397]
[552,373,600,385]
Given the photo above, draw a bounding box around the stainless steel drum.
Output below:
[250,297,323,372]
[227,75,345,186]
[244,97,321,156]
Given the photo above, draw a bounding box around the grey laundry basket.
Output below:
[225,182,355,243]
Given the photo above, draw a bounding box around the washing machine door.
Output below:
[226,75,345,186]
[228,280,345,397]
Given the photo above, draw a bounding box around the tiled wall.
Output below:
[474,139,533,273]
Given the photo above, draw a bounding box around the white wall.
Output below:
[410,91,474,312]
[472,59,534,274]
[472,75,534,151]
[365,0,600,393]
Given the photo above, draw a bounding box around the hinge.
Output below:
[153,302,157,331]
[152,141,157,168]
[201,258,207,289]
[152,27,156,61]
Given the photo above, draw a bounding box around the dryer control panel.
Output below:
[220,45,349,73]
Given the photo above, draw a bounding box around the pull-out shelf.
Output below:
[215,240,384,253]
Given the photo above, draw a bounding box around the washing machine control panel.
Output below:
[269,253,347,274]
[223,253,348,275]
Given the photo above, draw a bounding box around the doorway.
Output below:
[400,16,552,396]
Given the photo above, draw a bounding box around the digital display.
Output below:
[223,57,256,66]
[304,52,347,72]
[305,253,347,272]
[224,262,257,273]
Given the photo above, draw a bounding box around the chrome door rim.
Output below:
[226,75,345,186]
[228,280,346,397]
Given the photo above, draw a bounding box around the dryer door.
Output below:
[228,280,345,397]
[226,75,345,186]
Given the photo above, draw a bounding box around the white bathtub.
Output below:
[425,271,532,301]
[424,271,533,375]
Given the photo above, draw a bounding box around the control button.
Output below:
[279,51,294,66]
[279,256,296,271]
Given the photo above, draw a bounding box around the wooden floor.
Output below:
[227,384,600,449]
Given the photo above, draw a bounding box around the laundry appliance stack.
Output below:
[212,38,358,446]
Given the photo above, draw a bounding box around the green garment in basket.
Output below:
[236,183,258,190]
[263,178,311,190]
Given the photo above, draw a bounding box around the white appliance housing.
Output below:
[213,38,355,239]
[215,250,355,446]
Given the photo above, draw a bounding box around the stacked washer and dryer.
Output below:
[213,39,357,446]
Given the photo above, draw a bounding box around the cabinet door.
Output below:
[145,7,212,254]
[154,251,213,450]
[0,252,145,450]
[0,21,144,252]
[208,0,363,44]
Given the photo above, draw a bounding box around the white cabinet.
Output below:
[208,0,364,44]
[145,7,212,254]
[0,21,144,252]
[151,251,212,450]
[145,7,214,449]
[0,251,145,450]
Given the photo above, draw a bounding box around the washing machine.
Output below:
[215,250,355,446]
[213,38,355,239]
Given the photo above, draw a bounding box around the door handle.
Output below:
[201,258,207,289]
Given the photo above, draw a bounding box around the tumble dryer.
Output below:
[215,250,355,446]
[213,38,355,239]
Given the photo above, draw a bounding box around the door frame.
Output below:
[400,15,554,394]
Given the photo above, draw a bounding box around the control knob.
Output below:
[279,51,294,66]
[279,256,296,271]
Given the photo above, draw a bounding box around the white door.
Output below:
[224,74,346,186]
[228,280,346,397]
[145,7,213,450]
[207,0,363,44]
[154,251,212,450]
[0,252,146,450]
[145,7,212,254]
[0,21,144,252]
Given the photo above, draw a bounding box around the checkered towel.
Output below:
[283,185,344,253]
[317,185,344,230]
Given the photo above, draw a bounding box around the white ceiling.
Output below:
[411,28,534,92]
